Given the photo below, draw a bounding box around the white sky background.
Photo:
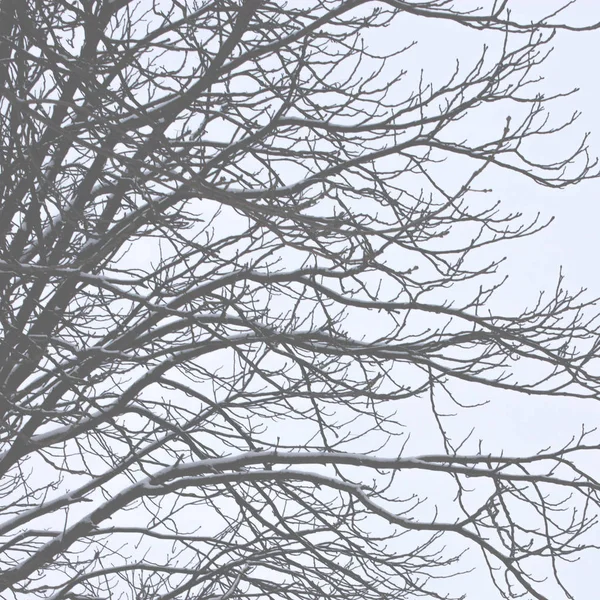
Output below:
[358,2,600,596]
[498,21,600,594]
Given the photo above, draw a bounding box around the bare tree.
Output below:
[1,1,599,598]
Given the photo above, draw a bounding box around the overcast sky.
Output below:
[378,4,600,596]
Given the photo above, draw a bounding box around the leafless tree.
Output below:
[1,1,600,599]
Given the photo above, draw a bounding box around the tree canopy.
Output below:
[1,1,599,599]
